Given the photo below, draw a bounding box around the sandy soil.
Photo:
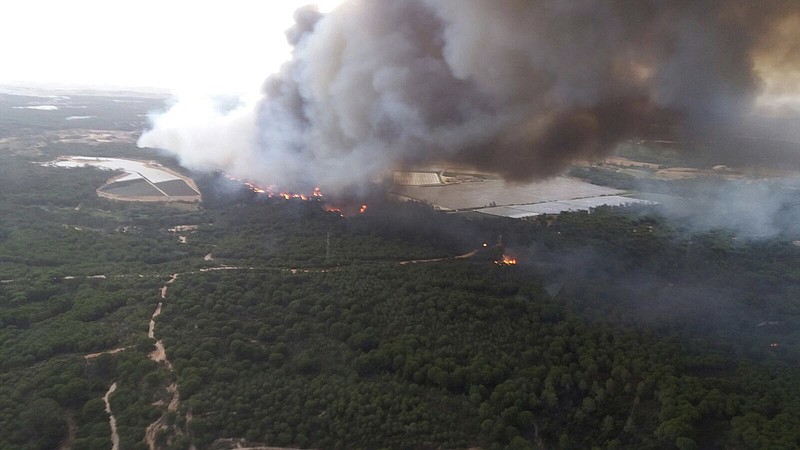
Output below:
[84,347,126,360]
[147,300,172,369]
[161,274,178,299]
[144,380,180,450]
[146,275,181,450]
[169,225,199,232]
[399,250,477,265]
[104,383,120,450]
[167,384,180,411]
[149,341,172,369]
[148,303,162,339]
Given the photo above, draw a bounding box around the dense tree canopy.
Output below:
[1,92,799,449]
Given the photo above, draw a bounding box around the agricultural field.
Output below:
[390,175,648,218]
[45,156,201,203]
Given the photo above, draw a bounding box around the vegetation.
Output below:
[0,92,799,449]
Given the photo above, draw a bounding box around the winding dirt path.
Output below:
[104,383,120,450]
[8,256,477,448]
[145,383,181,450]
[84,347,126,360]
[161,274,178,299]
[149,303,162,339]
[149,301,173,367]
[146,275,183,450]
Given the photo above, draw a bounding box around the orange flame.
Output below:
[322,203,367,217]
[495,255,517,266]
[322,205,344,218]
[226,173,324,201]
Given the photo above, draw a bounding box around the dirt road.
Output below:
[146,275,182,450]
[399,249,477,265]
[104,383,120,450]
[148,303,162,339]
[160,274,178,299]
[84,347,125,360]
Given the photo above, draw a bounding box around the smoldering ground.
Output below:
[139,0,800,195]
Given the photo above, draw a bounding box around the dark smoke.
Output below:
[139,0,800,193]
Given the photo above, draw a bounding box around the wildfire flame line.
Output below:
[226,174,323,201]
[225,173,367,217]
[495,255,517,266]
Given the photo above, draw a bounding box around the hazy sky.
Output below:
[1,0,344,94]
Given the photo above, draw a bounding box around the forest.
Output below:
[0,92,799,449]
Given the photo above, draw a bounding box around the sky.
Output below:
[0,0,345,94]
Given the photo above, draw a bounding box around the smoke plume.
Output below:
[138,0,800,193]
